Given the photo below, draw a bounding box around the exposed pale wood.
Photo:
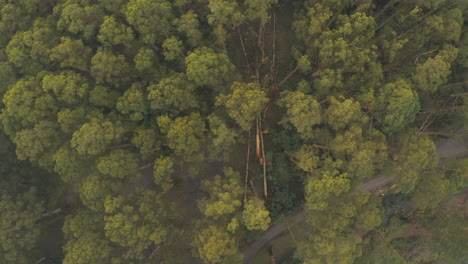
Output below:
[244,131,251,203]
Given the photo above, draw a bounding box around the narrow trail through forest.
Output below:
[243,136,467,264]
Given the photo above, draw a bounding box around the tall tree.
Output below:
[216,82,269,131]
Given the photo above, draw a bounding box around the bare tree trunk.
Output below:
[244,131,251,203]
[419,105,464,113]
[259,114,268,199]
[376,229,409,264]
[34,257,46,264]
[40,208,62,219]
[277,66,298,88]
[374,0,401,19]
[238,26,252,76]
[419,131,468,136]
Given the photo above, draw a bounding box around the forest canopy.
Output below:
[0,0,466,263]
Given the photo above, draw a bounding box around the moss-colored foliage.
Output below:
[148,73,198,112]
[125,0,173,44]
[412,45,458,93]
[216,82,269,131]
[50,37,92,71]
[53,143,90,183]
[162,36,184,62]
[79,174,118,211]
[96,149,139,179]
[2,75,57,131]
[176,10,202,46]
[71,119,126,156]
[62,210,112,264]
[14,121,64,167]
[278,90,321,137]
[392,130,438,193]
[104,190,176,258]
[186,47,235,87]
[116,82,148,121]
[131,127,160,155]
[56,0,105,40]
[153,156,175,191]
[42,71,90,105]
[0,0,465,261]
[89,85,120,108]
[91,48,131,86]
[98,16,134,46]
[57,106,91,134]
[193,223,244,264]
[374,79,420,134]
[244,0,277,23]
[243,198,271,231]
[6,17,59,75]
[198,168,242,220]
[134,48,155,71]
[304,158,350,211]
[157,113,206,161]
[326,96,368,131]
[208,114,239,149]
[0,188,43,264]
[297,192,382,264]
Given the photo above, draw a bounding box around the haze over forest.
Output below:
[0,0,466,263]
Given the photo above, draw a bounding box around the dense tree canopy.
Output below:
[0,0,465,263]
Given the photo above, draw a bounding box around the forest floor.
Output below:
[243,136,468,264]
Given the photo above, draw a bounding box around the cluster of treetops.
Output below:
[0,0,466,263]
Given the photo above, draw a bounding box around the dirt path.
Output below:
[242,137,467,264]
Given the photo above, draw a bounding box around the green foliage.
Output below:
[244,0,277,23]
[79,173,118,211]
[176,10,202,46]
[374,79,420,134]
[326,96,368,131]
[198,168,242,220]
[104,190,176,257]
[193,223,244,264]
[243,198,271,231]
[116,82,148,121]
[216,82,269,131]
[71,118,126,156]
[131,127,160,155]
[62,210,111,264]
[98,16,134,46]
[412,45,458,93]
[53,143,91,183]
[89,85,120,108]
[125,0,173,44]
[134,47,156,71]
[157,113,206,161]
[97,149,139,179]
[162,36,184,62]
[153,156,175,191]
[91,48,131,86]
[148,73,198,112]
[207,0,244,30]
[42,71,90,104]
[14,121,64,167]
[392,130,438,193]
[186,47,235,87]
[208,114,239,150]
[6,17,59,75]
[50,37,92,71]
[0,188,43,263]
[278,91,321,137]
[0,0,465,261]
[56,1,105,39]
[304,159,350,211]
